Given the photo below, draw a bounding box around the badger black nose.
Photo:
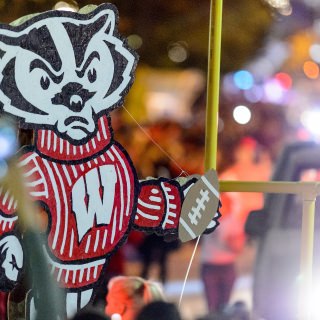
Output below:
[51,82,95,112]
[69,95,84,112]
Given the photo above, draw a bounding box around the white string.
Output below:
[121,105,201,308]
[122,106,189,177]
[179,236,201,308]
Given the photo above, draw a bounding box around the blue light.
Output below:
[233,70,254,90]
[0,121,17,160]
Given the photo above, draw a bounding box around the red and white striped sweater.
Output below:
[0,115,183,288]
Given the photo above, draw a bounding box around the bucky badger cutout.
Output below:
[0,4,220,319]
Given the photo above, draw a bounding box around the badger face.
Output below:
[0,5,137,144]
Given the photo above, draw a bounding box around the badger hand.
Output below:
[179,169,221,242]
[0,234,23,289]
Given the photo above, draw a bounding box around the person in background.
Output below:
[200,189,245,314]
[138,233,180,284]
[200,137,271,315]
[105,276,165,320]
[135,301,182,320]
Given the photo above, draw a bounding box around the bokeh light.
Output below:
[309,44,320,63]
[127,34,143,50]
[0,124,17,160]
[303,60,319,79]
[275,72,292,90]
[233,70,254,90]
[301,109,320,136]
[168,42,188,63]
[264,78,286,103]
[53,1,78,11]
[233,105,252,125]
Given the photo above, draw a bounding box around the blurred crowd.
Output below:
[71,275,250,320]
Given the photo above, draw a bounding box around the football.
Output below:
[178,169,220,242]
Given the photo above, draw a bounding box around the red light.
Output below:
[275,72,292,90]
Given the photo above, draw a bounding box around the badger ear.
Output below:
[89,6,117,37]
[102,10,116,35]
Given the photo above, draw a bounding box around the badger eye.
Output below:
[87,68,97,83]
[40,76,50,90]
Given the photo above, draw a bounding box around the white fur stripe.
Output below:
[102,229,108,249]
[150,196,162,202]
[18,153,38,167]
[101,118,108,139]
[65,269,69,283]
[57,268,63,282]
[23,166,38,177]
[69,229,75,258]
[137,208,159,221]
[8,196,14,210]
[107,150,114,162]
[2,190,9,205]
[60,139,64,154]
[72,270,77,284]
[53,134,57,152]
[30,191,47,197]
[62,165,72,186]
[111,207,118,244]
[52,162,69,255]
[79,269,84,282]
[42,159,61,250]
[138,199,161,210]
[71,165,78,178]
[25,179,43,187]
[94,230,100,253]
[47,131,51,150]
[116,165,125,231]
[94,266,98,279]
[112,146,131,216]
[85,235,91,253]
[41,131,45,148]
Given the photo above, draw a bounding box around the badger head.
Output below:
[0,4,137,144]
